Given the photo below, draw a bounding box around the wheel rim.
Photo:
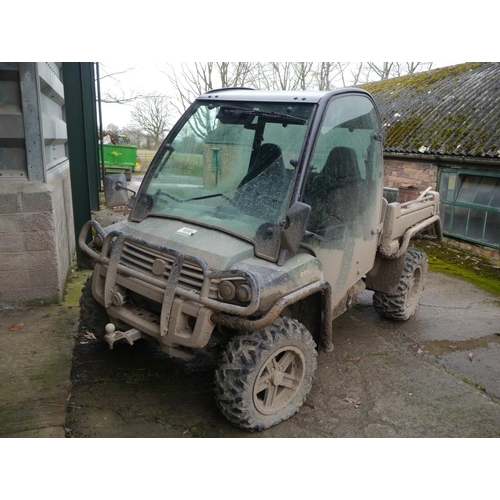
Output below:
[253,346,305,415]
[406,266,422,307]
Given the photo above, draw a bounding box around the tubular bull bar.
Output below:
[78,220,259,352]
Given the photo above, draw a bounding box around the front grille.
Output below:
[119,241,219,299]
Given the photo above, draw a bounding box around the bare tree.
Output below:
[216,62,257,87]
[313,62,340,90]
[106,123,121,134]
[162,62,257,114]
[161,62,260,141]
[98,63,153,104]
[365,62,434,81]
[163,61,439,119]
[251,63,314,91]
[367,62,394,80]
[292,62,315,90]
[130,94,172,149]
[401,62,434,75]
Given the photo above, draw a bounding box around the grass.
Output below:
[137,149,203,175]
[413,239,500,297]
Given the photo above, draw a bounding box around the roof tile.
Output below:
[362,63,500,158]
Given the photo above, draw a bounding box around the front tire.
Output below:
[214,317,317,432]
[373,247,428,321]
[79,274,109,336]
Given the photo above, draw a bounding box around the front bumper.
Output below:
[79,220,259,350]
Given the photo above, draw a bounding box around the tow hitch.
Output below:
[104,324,143,349]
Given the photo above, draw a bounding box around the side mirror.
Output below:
[280,202,311,253]
[103,174,134,208]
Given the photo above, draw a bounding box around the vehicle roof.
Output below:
[197,87,368,104]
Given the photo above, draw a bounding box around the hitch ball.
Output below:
[105,323,116,336]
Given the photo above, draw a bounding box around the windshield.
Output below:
[134,100,315,260]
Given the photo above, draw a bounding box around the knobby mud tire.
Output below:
[214,317,317,432]
[373,247,428,321]
[79,275,109,337]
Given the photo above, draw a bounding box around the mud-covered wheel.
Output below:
[125,170,132,181]
[79,274,109,336]
[214,317,317,432]
[373,247,428,321]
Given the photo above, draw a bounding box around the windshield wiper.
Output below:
[154,189,181,203]
[155,190,235,205]
[217,105,307,125]
[185,193,235,204]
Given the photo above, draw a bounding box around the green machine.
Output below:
[100,136,142,181]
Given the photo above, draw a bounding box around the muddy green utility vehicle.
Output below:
[79,88,442,431]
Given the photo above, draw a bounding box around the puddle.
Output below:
[413,333,500,355]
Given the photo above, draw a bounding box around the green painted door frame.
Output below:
[63,62,101,268]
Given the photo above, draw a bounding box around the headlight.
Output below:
[218,279,253,304]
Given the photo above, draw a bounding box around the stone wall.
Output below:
[0,166,74,308]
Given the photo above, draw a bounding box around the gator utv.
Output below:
[79,88,442,431]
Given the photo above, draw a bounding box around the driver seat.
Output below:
[306,146,361,237]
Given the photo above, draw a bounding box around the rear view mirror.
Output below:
[280,202,311,253]
[103,174,131,208]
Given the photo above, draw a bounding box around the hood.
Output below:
[106,217,255,271]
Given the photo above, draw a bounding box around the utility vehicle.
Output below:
[79,88,442,431]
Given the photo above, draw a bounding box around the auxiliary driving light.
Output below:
[219,280,236,300]
[236,284,252,302]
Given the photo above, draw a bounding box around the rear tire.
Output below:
[79,274,109,336]
[373,247,428,321]
[214,317,317,432]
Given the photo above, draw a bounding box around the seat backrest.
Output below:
[305,146,361,236]
[239,143,285,187]
[321,146,360,188]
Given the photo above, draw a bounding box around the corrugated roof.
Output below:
[361,63,500,159]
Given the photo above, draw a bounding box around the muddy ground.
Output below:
[65,271,500,438]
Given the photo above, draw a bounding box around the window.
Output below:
[303,94,383,243]
[438,169,500,249]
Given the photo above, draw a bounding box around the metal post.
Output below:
[95,62,106,184]
[63,62,100,268]
[19,63,46,182]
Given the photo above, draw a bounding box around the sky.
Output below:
[98,62,173,129]
[98,61,466,132]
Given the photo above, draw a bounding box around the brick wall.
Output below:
[384,158,438,190]
[443,237,500,264]
[202,144,249,186]
[0,167,75,308]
